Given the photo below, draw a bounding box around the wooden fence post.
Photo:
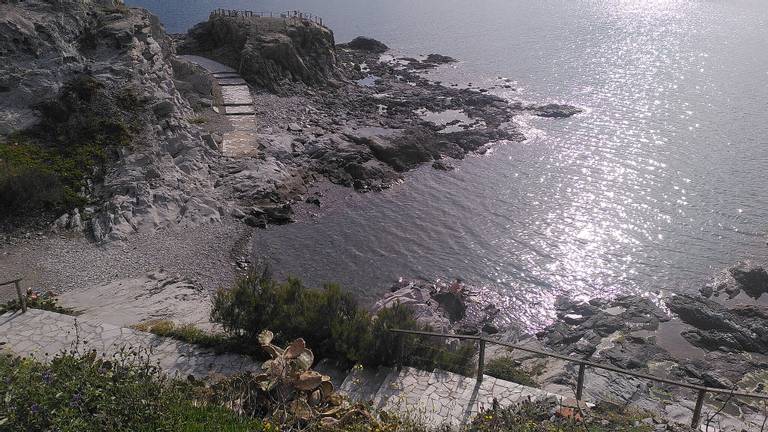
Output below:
[14,280,26,313]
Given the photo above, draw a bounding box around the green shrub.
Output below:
[211,275,477,375]
[0,350,267,432]
[484,356,538,387]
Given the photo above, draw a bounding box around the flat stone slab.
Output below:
[0,309,259,379]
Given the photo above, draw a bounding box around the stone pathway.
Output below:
[339,365,561,427]
[178,54,259,157]
[0,309,260,378]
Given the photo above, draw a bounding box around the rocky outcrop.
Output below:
[701,261,768,299]
[372,278,503,335]
[179,15,343,91]
[342,36,388,53]
[667,295,768,354]
[0,0,227,241]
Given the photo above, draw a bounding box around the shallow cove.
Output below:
[131,0,768,330]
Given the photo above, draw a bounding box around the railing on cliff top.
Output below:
[210,9,324,27]
[388,328,768,430]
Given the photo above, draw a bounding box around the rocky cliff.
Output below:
[0,0,228,241]
[179,14,343,91]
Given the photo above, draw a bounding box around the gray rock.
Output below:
[152,100,175,117]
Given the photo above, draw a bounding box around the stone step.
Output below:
[338,366,396,403]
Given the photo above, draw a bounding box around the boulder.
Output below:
[345,37,388,53]
[424,54,457,64]
[728,261,768,298]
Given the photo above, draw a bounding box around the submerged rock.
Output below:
[527,103,583,118]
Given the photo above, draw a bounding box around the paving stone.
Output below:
[0,309,260,379]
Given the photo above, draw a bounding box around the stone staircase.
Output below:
[177,54,259,157]
[338,365,560,427]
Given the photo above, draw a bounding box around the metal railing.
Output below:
[0,278,26,313]
[389,328,768,429]
[210,9,325,27]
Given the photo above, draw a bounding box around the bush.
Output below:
[0,350,267,432]
[211,275,477,375]
[484,356,538,387]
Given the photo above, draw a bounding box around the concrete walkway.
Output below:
[178,54,259,157]
[0,309,260,378]
[339,365,561,427]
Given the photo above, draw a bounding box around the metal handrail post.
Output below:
[575,363,586,401]
[477,338,486,382]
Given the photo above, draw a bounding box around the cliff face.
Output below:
[0,0,225,241]
[179,15,344,91]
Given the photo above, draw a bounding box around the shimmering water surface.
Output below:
[130,0,768,329]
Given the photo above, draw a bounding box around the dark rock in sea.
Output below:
[728,261,768,298]
[432,160,454,171]
[666,294,768,354]
[424,54,457,64]
[433,290,466,322]
[345,36,389,53]
[528,103,583,118]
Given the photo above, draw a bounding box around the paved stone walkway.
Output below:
[339,366,561,427]
[178,54,259,157]
[0,309,260,378]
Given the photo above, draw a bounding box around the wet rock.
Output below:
[729,261,768,298]
[431,160,454,171]
[528,103,582,118]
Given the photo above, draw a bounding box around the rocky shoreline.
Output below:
[1,1,578,298]
[381,263,768,431]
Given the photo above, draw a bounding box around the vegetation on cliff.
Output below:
[0,76,138,219]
